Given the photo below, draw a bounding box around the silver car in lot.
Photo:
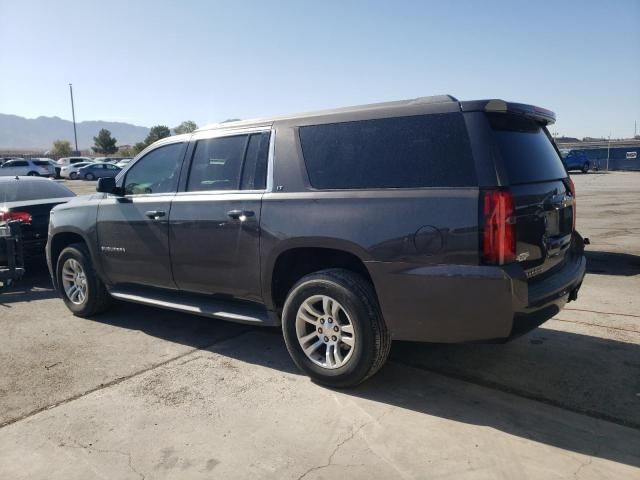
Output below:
[0,159,52,177]
[60,162,94,180]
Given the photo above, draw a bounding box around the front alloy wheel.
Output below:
[61,258,88,304]
[56,243,112,316]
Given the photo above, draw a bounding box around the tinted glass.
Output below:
[33,160,50,166]
[487,113,567,184]
[0,180,75,202]
[124,143,184,195]
[240,132,270,190]
[3,160,28,167]
[187,135,247,191]
[299,114,476,189]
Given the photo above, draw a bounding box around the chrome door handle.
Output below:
[145,210,166,220]
[227,210,255,220]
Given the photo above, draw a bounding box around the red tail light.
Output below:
[567,177,576,231]
[0,211,32,223]
[482,190,516,264]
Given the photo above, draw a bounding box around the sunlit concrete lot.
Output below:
[1,172,639,479]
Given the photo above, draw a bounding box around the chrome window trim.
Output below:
[191,125,271,141]
[266,128,275,193]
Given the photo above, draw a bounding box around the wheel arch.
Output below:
[49,229,99,289]
[265,241,377,314]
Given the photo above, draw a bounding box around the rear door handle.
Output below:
[145,210,166,220]
[227,209,255,220]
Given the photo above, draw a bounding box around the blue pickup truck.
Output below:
[560,149,593,173]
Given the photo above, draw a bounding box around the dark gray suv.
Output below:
[46,95,586,387]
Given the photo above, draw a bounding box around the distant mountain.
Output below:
[0,113,150,150]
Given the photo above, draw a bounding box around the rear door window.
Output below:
[487,113,567,184]
[187,135,248,191]
[298,113,476,189]
[240,132,270,190]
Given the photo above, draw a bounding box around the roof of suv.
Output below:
[196,95,555,133]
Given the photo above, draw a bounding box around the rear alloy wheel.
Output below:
[295,295,356,369]
[582,162,590,173]
[85,172,95,180]
[282,268,391,388]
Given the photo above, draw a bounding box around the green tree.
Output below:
[144,125,171,145]
[133,142,148,155]
[92,129,118,154]
[51,140,72,156]
[173,120,198,135]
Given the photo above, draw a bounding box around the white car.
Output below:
[30,159,57,177]
[60,162,94,179]
[57,156,94,166]
[0,159,53,177]
[115,158,132,168]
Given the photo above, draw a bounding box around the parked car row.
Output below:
[0,156,130,179]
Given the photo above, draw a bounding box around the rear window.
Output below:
[33,160,50,166]
[488,113,567,184]
[0,180,75,202]
[299,113,476,189]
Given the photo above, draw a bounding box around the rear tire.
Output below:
[69,172,78,180]
[27,171,38,176]
[56,243,112,316]
[85,173,95,180]
[282,268,391,388]
[582,162,590,173]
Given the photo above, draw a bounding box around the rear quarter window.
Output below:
[299,113,476,189]
[488,113,567,184]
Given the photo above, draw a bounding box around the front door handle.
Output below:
[227,209,255,220]
[145,210,166,220]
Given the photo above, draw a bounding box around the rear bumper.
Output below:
[367,238,586,343]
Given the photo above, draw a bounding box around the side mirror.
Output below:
[96,177,120,195]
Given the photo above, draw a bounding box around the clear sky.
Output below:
[1,0,639,138]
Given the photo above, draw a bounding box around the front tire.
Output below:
[282,269,391,388]
[27,171,39,176]
[56,243,112,316]
[85,173,95,180]
[69,172,78,180]
[582,162,590,173]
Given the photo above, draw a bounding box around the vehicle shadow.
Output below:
[82,303,640,469]
[0,260,57,306]
[585,250,640,276]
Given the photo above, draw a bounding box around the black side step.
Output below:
[108,285,278,326]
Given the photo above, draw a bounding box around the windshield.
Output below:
[487,113,567,184]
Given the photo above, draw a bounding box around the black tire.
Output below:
[27,171,39,176]
[85,173,95,180]
[582,162,590,173]
[282,268,391,388]
[56,243,112,316]
[69,172,77,180]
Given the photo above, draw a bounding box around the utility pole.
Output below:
[606,131,611,171]
[69,83,79,154]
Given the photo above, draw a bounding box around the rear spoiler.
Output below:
[460,99,556,125]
